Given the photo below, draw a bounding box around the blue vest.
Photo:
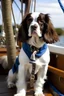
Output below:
[12,43,47,73]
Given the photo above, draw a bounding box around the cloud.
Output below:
[35,1,64,28]
[36,2,63,14]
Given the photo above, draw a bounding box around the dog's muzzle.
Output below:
[28,22,42,37]
[31,24,37,33]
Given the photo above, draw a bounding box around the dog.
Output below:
[7,12,58,96]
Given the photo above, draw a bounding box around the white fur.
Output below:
[0,55,8,69]
[28,21,42,37]
[7,69,17,88]
[31,12,40,19]
[7,45,50,96]
[7,12,50,96]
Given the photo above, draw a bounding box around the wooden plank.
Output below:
[0,75,7,81]
[48,65,64,78]
[0,47,19,56]
[0,75,53,96]
[0,93,15,96]
[0,80,16,94]
[0,48,7,52]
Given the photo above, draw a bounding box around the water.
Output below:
[54,36,64,47]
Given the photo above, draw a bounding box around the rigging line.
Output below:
[30,0,36,12]
[34,0,36,12]
[13,0,21,13]
[0,4,4,32]
[58,0,64,13]
[21,0,23,20]
[30,0,35,12]
[30,0,33,12]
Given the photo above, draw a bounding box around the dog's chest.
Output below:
[27,36,44,48]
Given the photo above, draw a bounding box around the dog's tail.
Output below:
[0,55,8,69]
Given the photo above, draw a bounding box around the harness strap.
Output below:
[30,63,36,87]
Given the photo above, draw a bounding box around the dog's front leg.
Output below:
[34,65,48,96]
[14,64,26,96]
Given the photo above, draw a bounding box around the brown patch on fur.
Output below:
[17,13,59,43]
[17,13,31,42]
[44,20,59,43]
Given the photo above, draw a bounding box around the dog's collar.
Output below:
[22,42,47,59]
[22,43,38,58]
[30,45,39,52]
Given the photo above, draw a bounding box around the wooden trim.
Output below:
[0,47,19,56]
[48,65,64,78]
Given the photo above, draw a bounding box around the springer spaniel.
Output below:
[7,12,58,96]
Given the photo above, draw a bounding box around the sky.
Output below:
[0,0,64,28]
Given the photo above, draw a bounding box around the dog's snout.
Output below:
[31,24,37,30]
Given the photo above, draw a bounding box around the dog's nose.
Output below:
[31,24,37,30]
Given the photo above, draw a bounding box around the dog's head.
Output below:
[17,12,58,43]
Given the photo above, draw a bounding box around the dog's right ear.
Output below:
[17,24,28,42]
[17,14,30,42]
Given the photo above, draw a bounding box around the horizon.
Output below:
[0,24,64,29]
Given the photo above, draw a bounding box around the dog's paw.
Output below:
[14,93,25,96]
[8,82,15,88]
[35,92,45,96]
[14,93,20,96]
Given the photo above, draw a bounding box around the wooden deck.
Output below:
[0,75,16,96]
[0,47,19,56]
[0,47,53,96]
[0,75,53,96]
[0,64,53,96]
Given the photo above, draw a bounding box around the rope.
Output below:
[30,0,36,12]
[13,0,21,13]
[30,0,33,12]
[58,0,64,13]
[21,0,23,20]
[0,4,4,33]
[34,0,36,12]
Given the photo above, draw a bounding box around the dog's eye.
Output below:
[28,17,33,22]
[27,17,33,25]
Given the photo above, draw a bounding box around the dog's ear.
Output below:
[45,14,49,23]
[17,14,30,42]
[43,18,59,43]
[17,24,28,42]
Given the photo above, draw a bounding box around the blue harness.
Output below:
[12,43,48,73]
[12,56,19,73]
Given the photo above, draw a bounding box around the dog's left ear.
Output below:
[45,14,49,23]
[44,15,59,43]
